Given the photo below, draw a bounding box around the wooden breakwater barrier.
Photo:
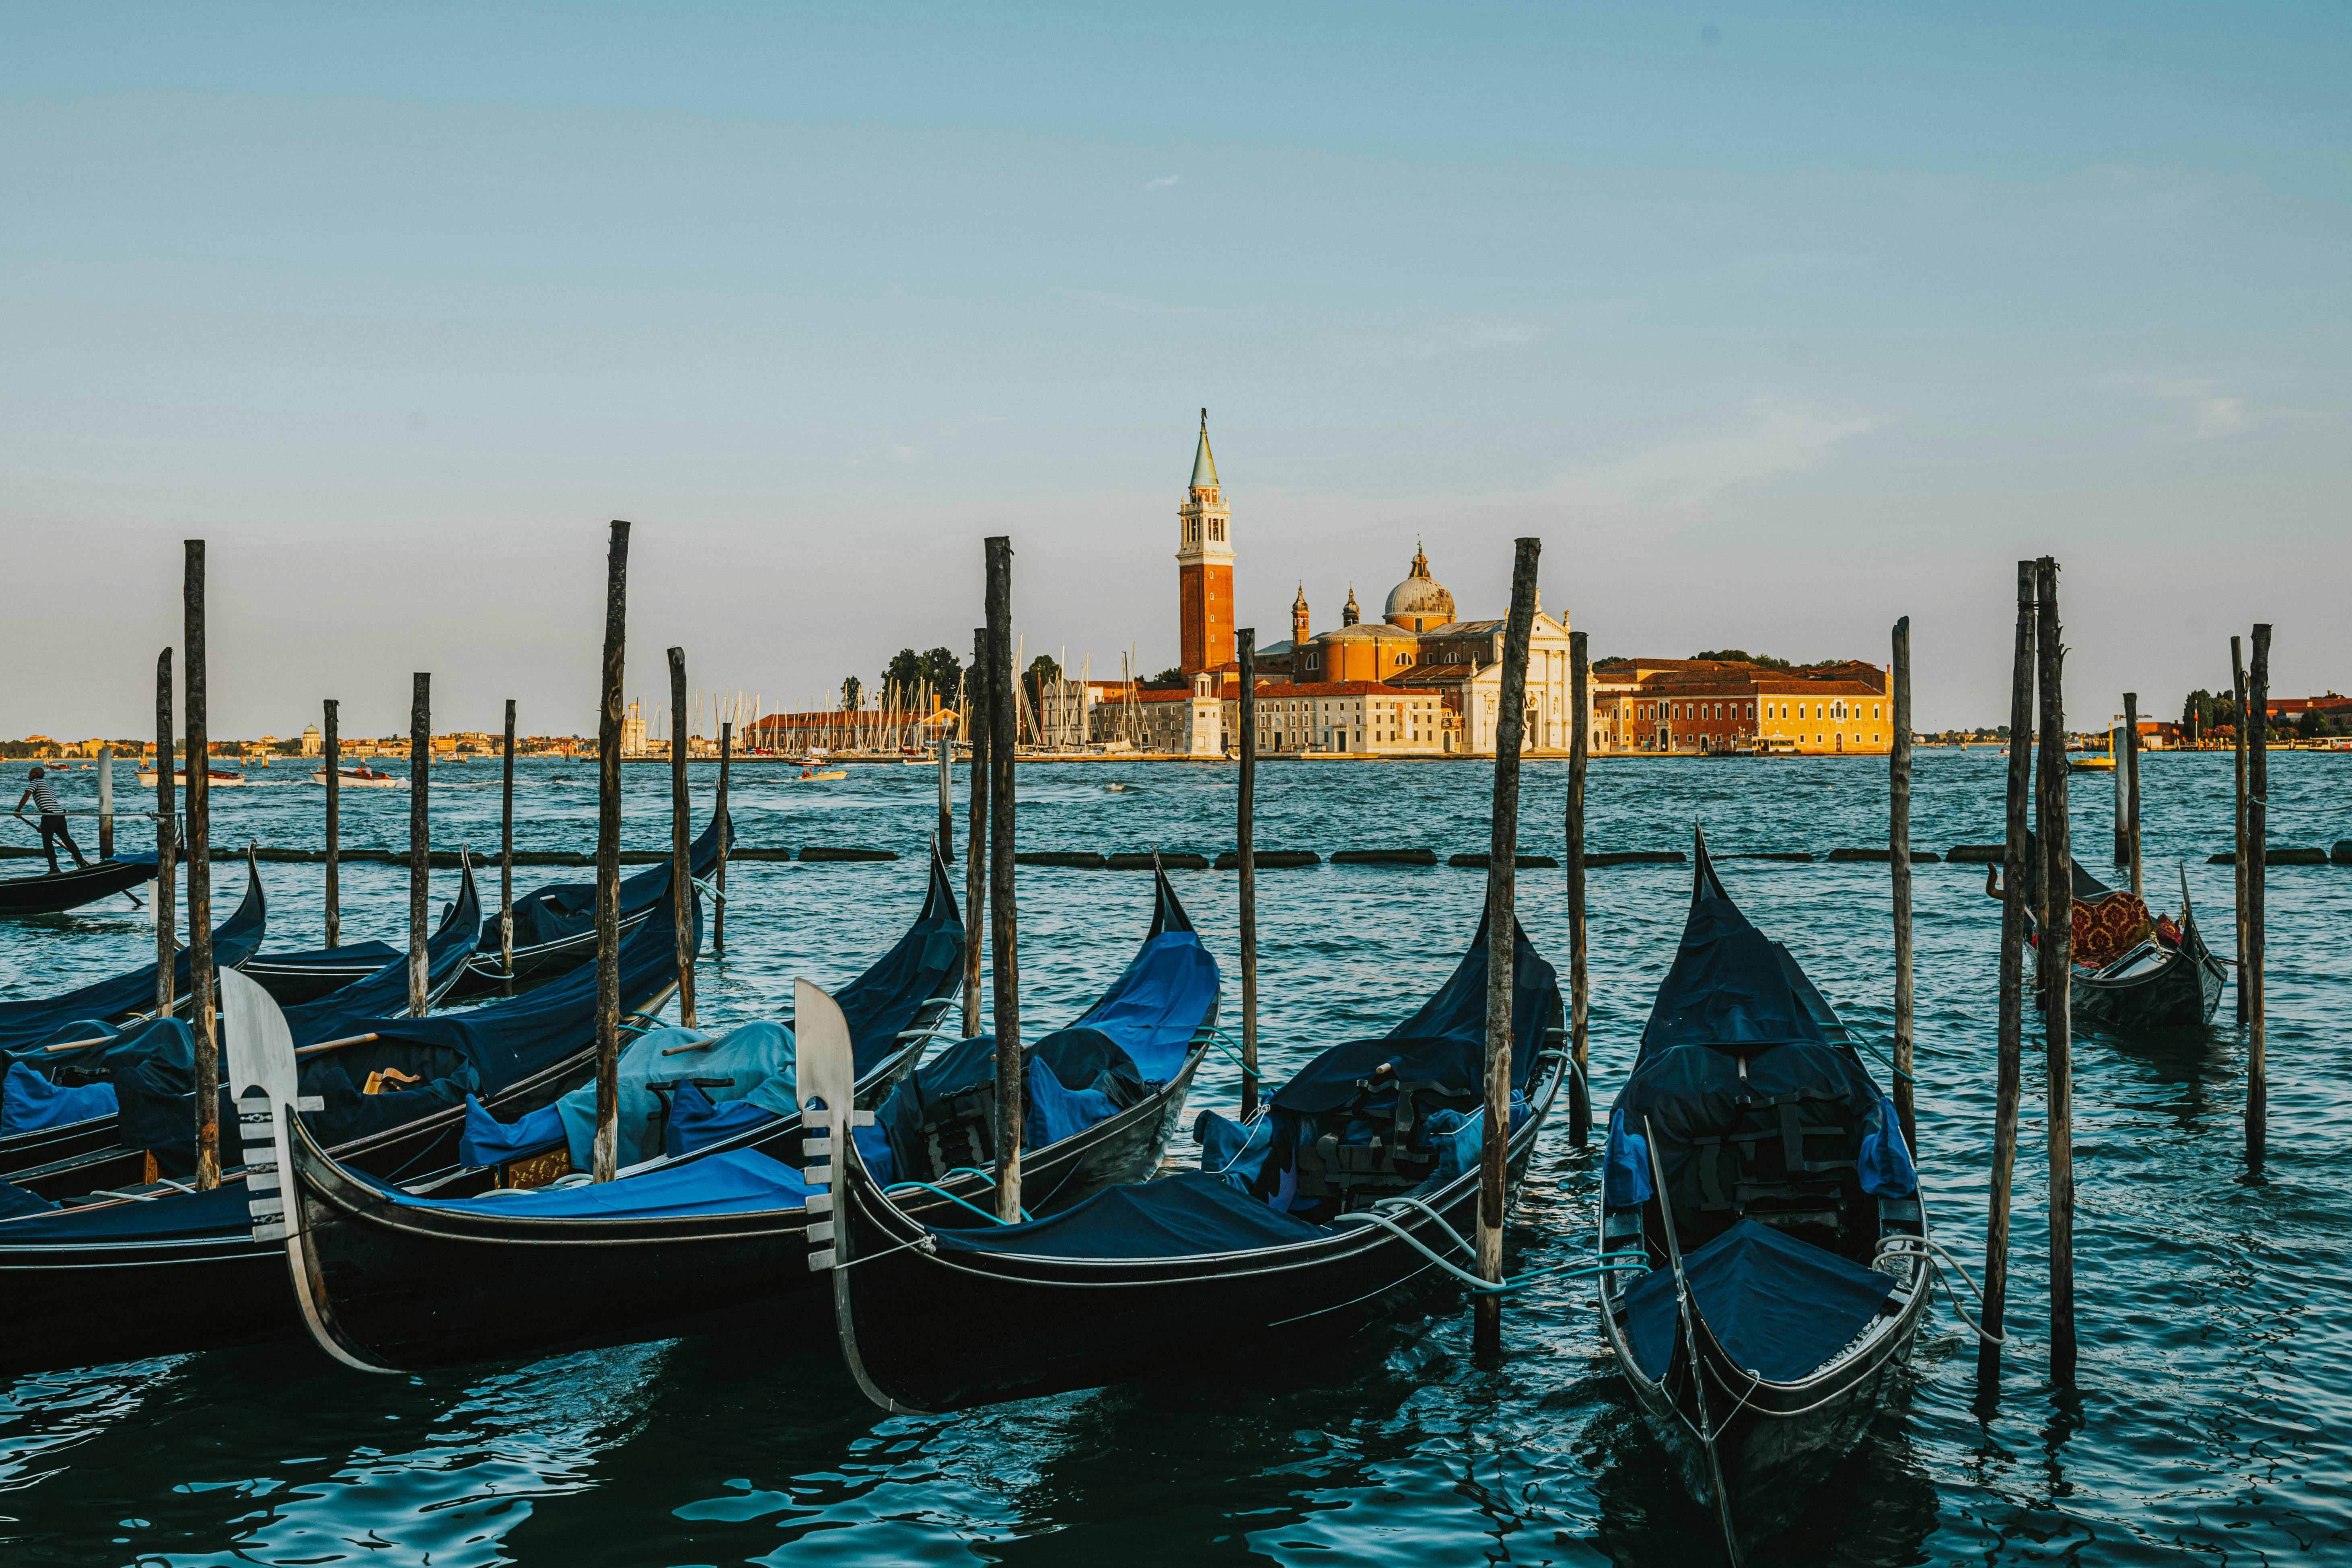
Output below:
[1827,847,1942,863]
[1447,852,1559,869]
[2209,846,2327,866]
[1215,850,1319,869]
[1330,848,1438,866]
[1718,852,1815,862]
[1586,850,1683,867]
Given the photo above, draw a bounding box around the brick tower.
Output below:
[1176,409,1234,675]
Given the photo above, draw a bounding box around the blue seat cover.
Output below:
[930,1171,1330,1261]
[1622,1218,1895,1383]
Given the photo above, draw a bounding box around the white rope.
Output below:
[1878,1234,2007,1346]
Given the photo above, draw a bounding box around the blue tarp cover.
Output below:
[0,1179,253,1244]
[1062,930,1219,1082]
[554,1021,798,1170]
[1,1061,118,1135]
[279,864,482,1043]
[1634,860,1832,1070]
[665,1081,778,1159]
[0,870,266,1053]
[257,940,401,968]
[492,812,730,951]
[1622,1218,1895,1382]
[929,1170,1329,1260]
[397,1148,812,1220]
[1273,914,1556,1113]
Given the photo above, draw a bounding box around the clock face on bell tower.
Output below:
[1177,409,1235,675]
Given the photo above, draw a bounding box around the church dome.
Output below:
[1383,545,1456,627]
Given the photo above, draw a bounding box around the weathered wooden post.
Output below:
[2033,555,2075,1385]
[2232,640,2249,1026]
[323,698,341,948]
[498,698,516,988]
[1976,561,2036,1400]
[407,673,431,1017]
[2123,692,2142,897]
[984,539,1023,1221]
[715,720,733,955]
[184,541,220,1190]
[2246,626,2270,1173]
[1567,629,1591,1146]
[2111,712,2130,866]
[1475,535,1541,1359]
[1237,628,1260,1118]
[154,650,176,1017]
[668,646,697,1029]
[97,747,113,860]
[1890,615,1916,1153]
[963,627,989,1041]
[592,521,630,1182]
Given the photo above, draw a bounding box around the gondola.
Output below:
[812,906,1564,1416]
[245,850,495,1006]
[441,808,731,1000]
[0,850,269,1171]
[1595,832,1929,1561]
[0,848,267,1055]
[0,851,161,919]
[0,857,480,1188]
[1991,842,2228,1030]
[0,873,694,1377]
[272,861,1211,1373]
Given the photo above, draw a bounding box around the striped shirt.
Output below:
[29,779,64,815]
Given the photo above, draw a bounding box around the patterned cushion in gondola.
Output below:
[2070,893,2155,968]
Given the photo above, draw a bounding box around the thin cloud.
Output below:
[1144,174,1180,189]
[2102,373,2257,438]
[1558,401,1885,521]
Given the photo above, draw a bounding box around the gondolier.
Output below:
[13,768,91,873]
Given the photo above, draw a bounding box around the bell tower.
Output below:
[1291,584,1310,648]
[1177,409,1235,675]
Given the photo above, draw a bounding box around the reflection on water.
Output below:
[2,750,2348,1564]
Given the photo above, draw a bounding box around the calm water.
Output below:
[2,750,2345,1566]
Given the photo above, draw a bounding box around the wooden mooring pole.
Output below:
[2033,555,2076,1385]
[1475,535,1541,1360]
[500,698,517,988]
[1566,629,1590,1146]
[2124,691,2142,898]
[934,714,951,860]
[984,540,1023,1221]
[1891,615,1916,1154]
[1237,628,1260,1119]
[184,542,218,1190]
[1977,561,2035,1399]
[323,698,340,948]
[963,627,989,1042]
[407,673,431,1017]
[592,521,631,1182]
[668,647,697,1029]
[716,720,733,955]
[2246,626,2270,1174]
[154,650,176,1018]
[2232,639,2249,1026]
[97,748,113,860]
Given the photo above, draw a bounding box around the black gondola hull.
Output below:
[2069,932,2227,1031]
[829,1052,1565,1416]
[283,1034,1200,1371]
[1598,1262,1926,1549]
[0,858,156,918]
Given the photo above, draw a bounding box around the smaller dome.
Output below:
[1383,545,1455,625]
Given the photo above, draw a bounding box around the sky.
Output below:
[2,2,2346,739]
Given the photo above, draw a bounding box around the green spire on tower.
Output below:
[1189,407,1218,490]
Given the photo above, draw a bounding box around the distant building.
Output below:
[1595,658,1893,755]
[622,701,648,757]
[300,724,322,757]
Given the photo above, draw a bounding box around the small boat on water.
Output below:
[0,853,165,919]
[136,767,245,788]
[813,905,1562,1416]
[307,766,405,788]
[796,768,848,782]
[1595,831,1930,1560]
[270,847,967,1371]
[1995,844,2226,1030]
[0,868,692,1377]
